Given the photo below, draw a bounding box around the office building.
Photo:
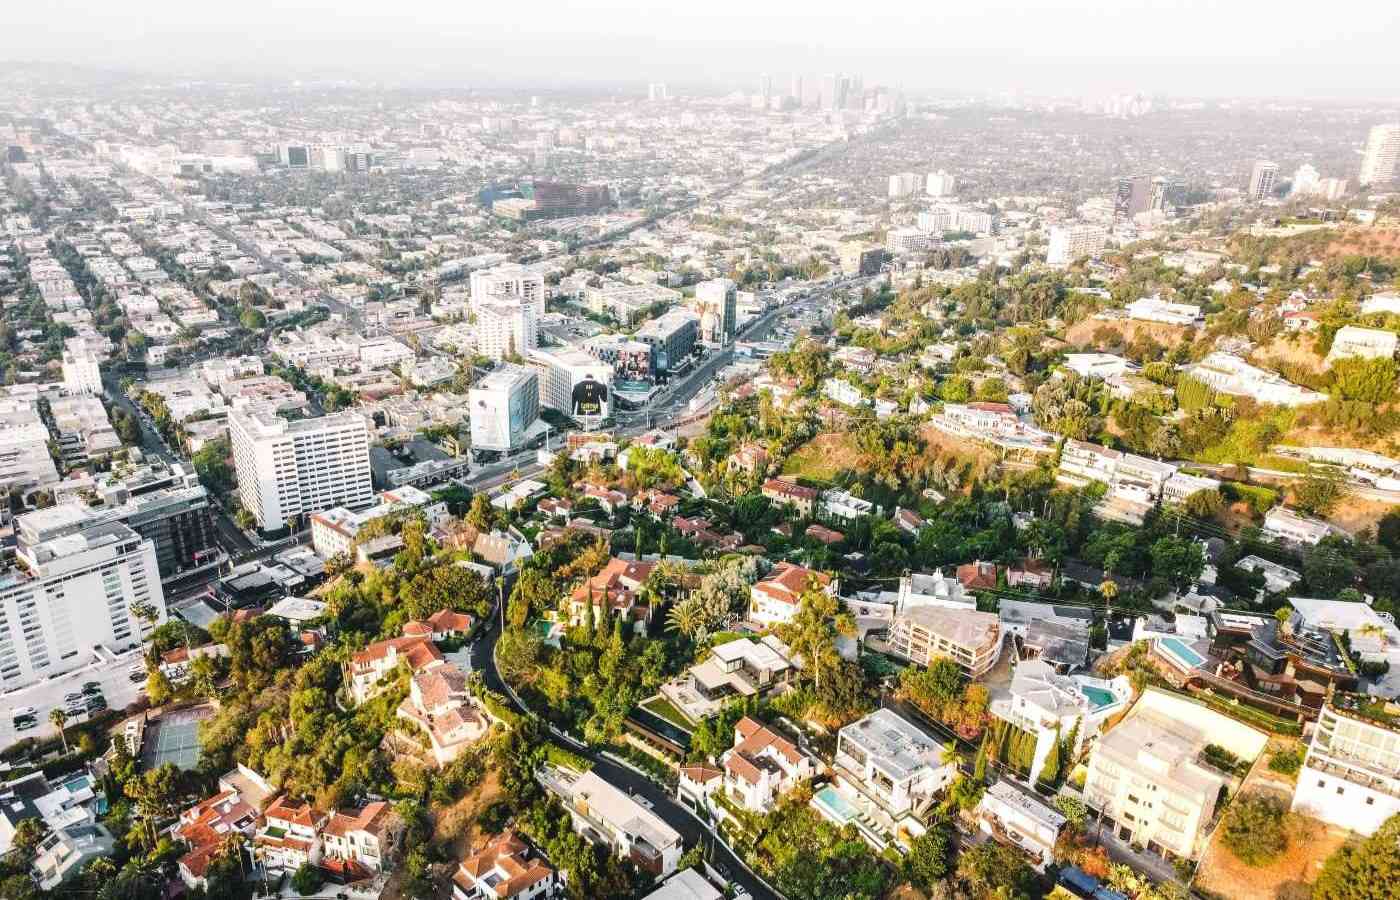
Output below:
[1247,160,1279,200]
[1359,123,1400,186]
[230,409,373,531]
[0,515,165,691]
[925,170,956,197]
[1149,176,1186,212]
[1291,697,1400,836]
[470,264,546,319]
[60,345,102,396]
[1114,174,1153,222]
[886,228,933,255]
[476,298,538,360]
[524,346,613,424]
[838,243,884,276]
[635,309,699,373]
[468,364,540,454]
[1046,224,1108,266]
[693,278,737,343]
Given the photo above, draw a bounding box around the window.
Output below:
[1337,786,1345,795]
[1366,797,1375,806]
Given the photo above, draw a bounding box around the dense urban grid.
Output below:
[0,61,1399,900]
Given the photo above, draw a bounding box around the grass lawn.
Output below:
[782,433,858,482]
[640,695,695,731]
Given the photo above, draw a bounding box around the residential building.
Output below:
[989,659,1132,784]
[1161,471,1222,505]
[60,345,102,396]
[176,767,273,889]
[886,227,932,255]
[469,364,541,454]
[1181,352,1327,406]
[720,717,817,812]
[1123,296,1202,326]
[1063,353,1135,379]
[1325,325,1398,367]
[886,604,1001,677]
[566,557,657,629]
[542,768,683,877]
[642,868,723,900]
[820,488,875,522]
[1262,506,1333,546]
[976,779,1067,870]
[925,170,957,197]
[397,662,493,766]
[838,243,883,276]
[893,571,972,611]
[321,802,403,878]
[254,795,327,873]
[1234,555,1301,594]
[0,517,165,691]
[476,298,538,360]
[665,635,796,722]
[957,560,999,592]
[825,708,956,845]
[1247,160,1279,200]
[470,263,546,319]
[823,377,866,407]
[1081,711,1227,859]
[749,562,836,627]
[1046,225,1107,266]
[230,409,373,531]
[346,635,444,705]
[452,832,560,900]
[888,172,921,198]
[309,485,447,558]
[1290,697,1400,836]
[1286,597,1400,666]
[1359,123,1400,186]
[761,478,818,517]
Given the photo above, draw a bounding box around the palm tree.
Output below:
[49,708,68,754]
[220,832,247,878]
[666,599,703,638]
[1098,579,1118,610]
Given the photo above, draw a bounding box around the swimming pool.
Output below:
[1080,685,1118,709]
[811,785,859,824]
[1159,637,1206,670]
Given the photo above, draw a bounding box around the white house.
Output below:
[542,769,683,878]
[988,659,1132,784]
[1325,325,1398,367]
[1064,353,1137,380]
[1262,507,1333,547]
[719,717,818,812]
[975,779,1067,870]
[1124,296,1202,326]
[1291,698,1400,837]
[748,563,836,627]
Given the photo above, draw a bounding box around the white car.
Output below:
[10,706,36,718]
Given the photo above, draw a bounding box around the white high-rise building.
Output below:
[0,512,166,691]
[917,208,953,233]
[61,345,103,396]
[1290,164,1321,197]
[469,263,545,319]
[469,364,540,454]
[1046,224,1108,266]
[647,83,669,102]
[925,170,957,197]
[475,298,538,360]
[1359,123,1400,186]
[888,172,921,199]
[230,409,373,531]
[1247,160,1279,200]
[524,347,613,425]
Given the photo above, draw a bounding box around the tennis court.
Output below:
[142,706,213,771]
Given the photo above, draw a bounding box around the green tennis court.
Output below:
[142,707,211,771]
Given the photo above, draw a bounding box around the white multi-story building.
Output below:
[309,486,447,558]
[543,769,683,878]
[1291,699,1400,836]
[1046,224,1108,266]
[1082,711,1227,859]
[476,298,538,361]
[1124,296,1202,326]
[1359,123,1400,186]
[468,364,540,454]
[827,708,956,842]
[822,377,866,407]
[886,604,1002,677]
[0,516,165,691]
[888,172,921,199]
[1325,325,1398,367]
[988,659,1131,785]
[230,409,373,530]
[524,347,613,423]
[749,563,836,627]
[1181,352,1327,407]
[886,227,933,255]
[925,170,957,197]
[1247,160,1279,200]
[469,263,546,319]
[356,336,415,370]
[1362,292,1400,316]
[60,346,103,396]
[820,489,874,523]
[917,208,953,233]
[1063,353,1134,379]
[975,780,1067,870]
[720,717,818,813]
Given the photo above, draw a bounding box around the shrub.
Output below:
[1221,794,1288,867]
[292,863,322,896]
[1268,748,1303,776]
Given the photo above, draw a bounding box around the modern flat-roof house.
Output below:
[540,768,683,878]
[663,635,796,722]
[1235,555,1302,594]
[1181,352,1327,407]
[886,605,1001,678]
[1286,597,1400,667]
[1325,325,1398,367]
[976,779,1067,870]
[1124,296,1202,326]
[1081,711,1227,860]
[1262,507,1333,547]
[989,659,1132,784]
[748,562,836,627]
[821,708,956,849]
[1290,696,1400,836]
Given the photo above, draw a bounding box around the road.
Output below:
[471,617,783,900]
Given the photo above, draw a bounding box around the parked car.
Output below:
[11,706,36,719]
[82,682,102,696]
[85,697,107,712]
[14,718,37,732]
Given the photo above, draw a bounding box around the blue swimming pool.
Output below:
[1160,637,1206,669]
[1080,685,1118,709]
[812,785,859,824]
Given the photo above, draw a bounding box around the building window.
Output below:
[1337,787,1345,795]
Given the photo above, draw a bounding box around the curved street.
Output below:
[470,614,784,900]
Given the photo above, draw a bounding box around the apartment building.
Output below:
[1359,123,1400,186]
[543,769,683,877]
[1081,712,1227,859]
[469,263,546,319]
[1046,224,1107,266]
[1291,698,1400,836]
[452,832,560,900]
[60,345,102,396]
[988,659,1132,784]
[0,518,165,691]
[886,604,1002,677]
[230,409,373,531]
[748,562,836,627]
[720,717,817,812]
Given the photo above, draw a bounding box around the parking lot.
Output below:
[0,647,148,747]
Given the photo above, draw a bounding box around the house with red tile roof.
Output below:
[346,635,444,705]
[676,765,723,815]
[567,557,657,632]
[804,523,845,545]
[1007,558,1053,590]
[427,609,475,640]
[721,717,818,813]
[321,801,403,877]
[254,795,327,873]
[175,766,273,889]
[956,560,999,591]
[762,478,818,517]
[452,832,560,900]
[748,563,836,627]
[397,665,494,766]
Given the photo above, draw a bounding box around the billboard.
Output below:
[571,375,609,419]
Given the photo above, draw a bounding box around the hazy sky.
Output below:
[6,0,1400,99]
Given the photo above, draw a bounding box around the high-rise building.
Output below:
[1247,160,1279,200]
[647,83,668,102]
[925,171,957,198]
[758,72,774,102]
[469,263,546,319]
[475,299,538,361]
[819,73,841,110]
[468,365,540,454]
[1290,164,1321,197]
[635,309,700,373]
[694,278,737,343]
[1359,123,1400,186]
[230,409,373,531]
[888,172,921,199]
[61,345,102,396]
[1046,224,1108,266]
[2,512,166,691]
[1149,176,1186,212]
[524,347,613,426]
[1113,174,1153,222]
[838,243,884,277]
[789,74,803,102]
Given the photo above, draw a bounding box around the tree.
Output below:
[239,306,267,329]
[1039,727,1062,785]
[1312,813,1400,900]
[1293,471,1349,517]
[49,707,69,754]
[905,816,954,889]
[1149,535,1206,588]
[956,840,1037,898]
[11,816,46,862]
[1220,793,1288,867]
[146,667,173,705]
[292,862,323,896]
